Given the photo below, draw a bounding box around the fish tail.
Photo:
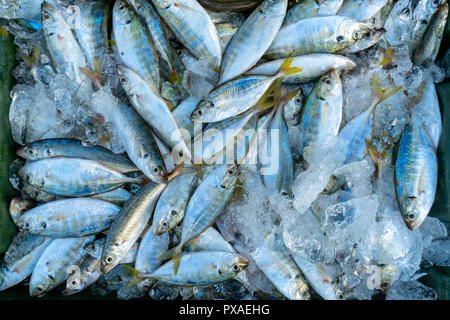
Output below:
[371,72,402,105]
[80,60,103,90]
[169,69,182,84]
[276,56,302,78]
[121,264,146,288]
[365,139,392,176]
[158,244,183,275]
[132,175,150,186]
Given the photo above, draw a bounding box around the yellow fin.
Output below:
[371,72,403,104]
[276,56,303,78]
[121,264,146,288]
[158,245,183,275]
[380,40,395,66]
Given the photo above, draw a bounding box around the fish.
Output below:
[292,253,343,300]
[338,0,389,22]
[265,15,371,59]
[410,0,447,55]
[133,223,170,291]
[117,65,191,163]
[251,240,310,300]
[151,0,222,70]
[395,118,438,230]
[216,22,239,55]
[125,0,178,82]
[29,236,94,297]
[41,1,88,84]
[153,172,199,235]
[172,96,201,138]
[412,2,448,64]
[260,88,298,196]
[218,0,287,84]
[22,184,58,202]
[299,70,343,168]
[101,181,166,274]
[0,233,52,291]
[192,57,301,123]
[72,0,108,76]
[19,158,144,197]
[341,27,386,53]
[94,90,168,184]
[338,73,402,165]
[17,138,138,173]
[16,198,120,237]
[113,0,160,92]
[246,54,356,84]
[135,251,248,286]
[9,198,34,224]
[284,0,344,25]
[159,164,239,274]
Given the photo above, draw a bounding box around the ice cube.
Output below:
[386,280,437,300]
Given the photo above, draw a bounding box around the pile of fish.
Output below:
[0,0,449,300]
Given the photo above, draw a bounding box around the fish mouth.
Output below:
[237,256,249,269]
[152,224,165,236]
[61,289,78,296]
[16,146,27,158]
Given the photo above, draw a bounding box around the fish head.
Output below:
[16,214,47,235]
[85,238,106,259]
[190,99,215,123]
[430,0,447,9]
[336,20,371,48]
[30,279,52,297]
[227,254,249,275]
[9,197,32,217]
[402,196,427,230]
[152,0,175,11]
[219,164,239,189]
[41,1,63,31]
[153,215,171,235]
[113,0,134,25]
[315,70,340,101]
[116,65,143,98]
[100,245,123,274]
[148,164,169,184]
[290,276,311,300]
[16,143,43,160]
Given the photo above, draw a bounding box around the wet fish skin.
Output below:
[151,0,222,70]
[90,188,132,205]
[17,138,138,173]
[126,0,175,73]
[265,15,371,59]
[338,0,388,22]
[412,2,448,65]
[29,236,94,297]
[395,119,438,230]
[101,181,166,274]
[284,0,343,25]
[300,70,343,168]
[22,184,58,202]
[251,243,310,300]
[72,0,108,71]
[218,0,287,84]
[117,65,191,163]
[16,198,120,237]
[41,1,88,84]
[0,234,52,291]
[19,158,142,197]
[113,0,160,92]
[153,172,199,235]
[141,251,248,286]
[246,54,356,84]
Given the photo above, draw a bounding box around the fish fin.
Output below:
[158,245,183,275]
[380,40,395,66]
[169,70,182,84]
[276,56,303,78]
[365,139,392,176]
[131,175,150,185]
[121,264,146,288]
[173,2,204,15]
[80,61,102,89]
[108,40,116,48]
[0,27,8,37]
[169,165,202,181]
[18,44,40,68]
[371,73,403,104]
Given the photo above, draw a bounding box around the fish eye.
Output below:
[353,31,361,40]
[228,170,234,175]
[324,78,331,85]
[336,35,344,42]
[34,191,40,197]
[178,151,183,158]
[295,98,301,103]
[381,282,389,288]
[43,14,50,20]
[105,256,114,264]
[153,167,160,173]
[37,285,44,292]
[163,1,171,9]
[170,210,177,216]
[209,102,214,108]
[120,77,126,83]
[302,290,308,297]
[25,174,31,182]
[364,32,371,39]
[28,149,34,155]
[162,222,167,227]
[338,294,344,299]
[41,222,47,229]
[232,264,239,272]
[433,0,440,5]
[408,213,416,220]
[281,191,288,197]
[24,222,30,229]
[119,4,125,10]
[197,110,203,116]
[319,94,326,101]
